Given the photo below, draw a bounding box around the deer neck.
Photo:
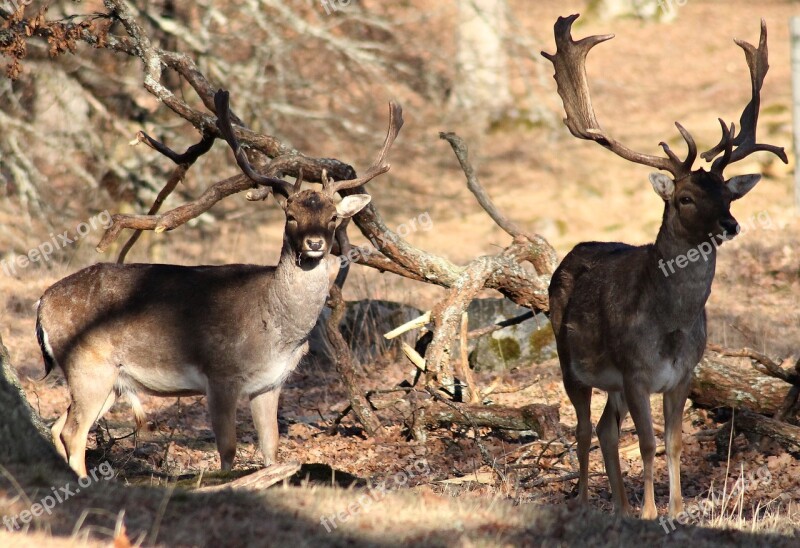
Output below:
[260,239,331,344]
[652,210,717,325]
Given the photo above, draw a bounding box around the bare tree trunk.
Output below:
[589,0,676,22]
[0,333,69,471]
[452,0,513,128]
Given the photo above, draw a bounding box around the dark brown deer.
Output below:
[542,15,786,519]
[37,90,403,477]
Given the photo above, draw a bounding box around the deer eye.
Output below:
[679,196,694,205]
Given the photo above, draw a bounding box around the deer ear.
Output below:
[336,194,371,218]
[649,173,675,201]
[725,174,761,200]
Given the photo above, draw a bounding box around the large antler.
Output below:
[541,14,696,179]
[701,19,788,176]
[214,89,295,198]
[321,101,404,195]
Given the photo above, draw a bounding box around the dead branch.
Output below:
[467,311,535,340]
[116,132,215,263]
[715,409,800,457]
[325,285,383,437]
[96,172,255,251]
[424,400,559,438]
[425,253,501,387]
[439,131,556,276]
[706,343,800,386]
[342,134,556,312]
[196,462,301,492]
[457,312,481,403]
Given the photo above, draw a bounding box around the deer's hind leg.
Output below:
[563,377,593,504]
[597,391,632,516]
[59,358,119,477]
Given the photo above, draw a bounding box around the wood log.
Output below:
[196,462,301,492]
[716,409,800,456]
[690,352,791,415]
[375,391,560,439]
[424,401,560,438]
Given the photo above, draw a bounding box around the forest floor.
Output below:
[1,0,800,545]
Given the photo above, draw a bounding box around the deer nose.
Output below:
[720,216,739,237]
[306,238,324,251]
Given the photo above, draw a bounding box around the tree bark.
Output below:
[453,0,512,128]
[590,0,676,22]
[716,409,800,456]
[690,352,791,415]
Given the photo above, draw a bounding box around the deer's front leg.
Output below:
[250,388,281,466]
[208,386,240,471]
[663,381,690,518]
[624,380,657,519]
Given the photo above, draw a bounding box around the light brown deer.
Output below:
[542,16,786,518]
[37,90,403,477]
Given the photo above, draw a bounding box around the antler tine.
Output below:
[702,19,788,173]
[541,14,694,178]
[213,89,294,198]
[706,119,735,176]
[326,101,404,194]
[659,122,697,174]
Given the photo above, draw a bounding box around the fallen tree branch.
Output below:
[325,285,383,437]
[116,131,215,263]
[715,409,800,457]
[706,343,800,386]
[423,400,559,437]
[467,310,535,340]
[439,131,556,276]
[196,462,301,492]
[373,389,560,439]
[691,350,792,415]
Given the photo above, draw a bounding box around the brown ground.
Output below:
[1,0,800,545]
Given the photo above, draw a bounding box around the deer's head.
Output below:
[280,188,366,260]
[649,169,760,246]
[214,90,403,263]
[542,15,787,247]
